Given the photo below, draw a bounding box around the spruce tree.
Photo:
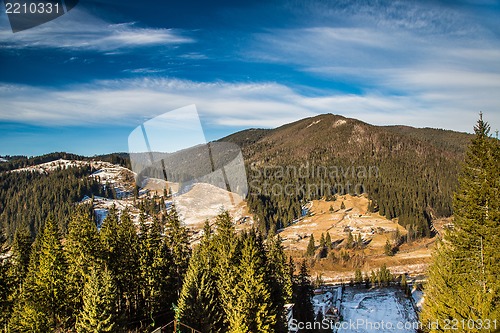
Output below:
[178,221,223,333]
[346,230,354,249]
[0,233,11,328]
[292,261,315,327]
[384,239,394,256]
[7,225,32,290]
[139,215,172,325]
[319,233,326,248]
[227,231,275,333]
[325,232,332,250]
[116,210,141,320]
[3,225,32,325]
[65,210,101,322]
[306,234,315,257]
[165,207,190,299]
[422,114,500,330]
[213,211,238,329]
[75,264,117,333]
[266,231,293,333]
[9,216,68,332]
[354,269,363,285]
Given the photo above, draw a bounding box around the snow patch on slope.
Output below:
[174,183,247,227]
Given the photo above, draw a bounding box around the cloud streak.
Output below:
[0,10,193,51]
[241,1,500,131]
[0,78,496,133]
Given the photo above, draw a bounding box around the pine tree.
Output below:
[213,211,239,332]
[75,264,117,333]
[139,215,172,325]
[354,269,363,285]
[400,274,409,296]
[165,207,190,299]
[384,239,394,256]
[319,233,326,248]
[65,210,101,321]
[0,232,11,328]
[370,270,377,287]
[4,224,32,326]
[292,261,315,327]
[346,230,354,249]
[266,230,293,333]
[422,114,500,330]
[7,225,32,289]
[325,232,332,250]
[340,201,346,210]
[356,233,363,249]
[226,231,276,333]
[178,221,223,333]
[306,234,315,257]
[9,216,68,332]
[116,210,141,319]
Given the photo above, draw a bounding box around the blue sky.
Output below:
[1,0,499,156]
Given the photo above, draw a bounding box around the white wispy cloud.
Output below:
[0,78,496,133]
[242,1,500,130]
[0,9,193,51]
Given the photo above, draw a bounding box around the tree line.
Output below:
[0,206,190,332]
[0,207,323,333]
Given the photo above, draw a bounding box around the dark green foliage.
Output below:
[179,211,292,333]
[139,215,172,324]
[178,221,223,333]
[377,264,392,287]
[354,269,363,285]
[0,166,103,241]
[65,210,102,322]
[346,230,354,249]
[318,232,329,259]
[116,211,141,320]
[2,225,32,326]
[0,233,11,328]
[164,207,191,299]
[292,261,315,328]
[306,234,316,257]
[325,232,332,250]
[400,274,409,296]
[9,216,68,332]
[422,114,500,330]
[319,233,325,248]
[227,114,471,239]
[384,239,394,256]
[228,231,276,332]
[76,264,117,333]
[266,231,293,333]
[0,152,130,173]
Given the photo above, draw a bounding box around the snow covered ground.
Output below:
[338,287,419,333]
[12,159,91,173]
[174,183,248,228]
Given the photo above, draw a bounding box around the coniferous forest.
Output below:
[0,205,316,333]
[223,114,473,238]
[421,115,500,331]
[0,114,498,332]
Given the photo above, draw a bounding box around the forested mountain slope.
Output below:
[220,114,473,237]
